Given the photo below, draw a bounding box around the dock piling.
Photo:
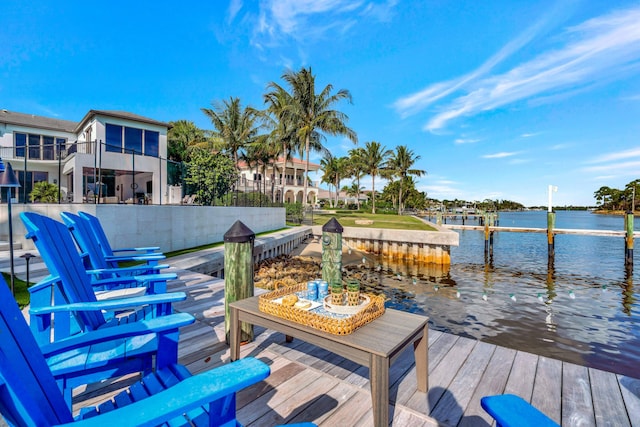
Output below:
[625,212,634,269]
[547,211,555,262]
[223,220,255,344]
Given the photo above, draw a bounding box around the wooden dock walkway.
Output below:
[73,269,640,426]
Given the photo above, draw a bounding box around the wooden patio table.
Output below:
[229,296,429,427]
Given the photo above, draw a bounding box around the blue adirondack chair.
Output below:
[60,211,167,277]
[36,285,195,407]
[21,212,186,344]
[0,276,274,427]
[22,212,173,297]
[79,211,165,260]
[481,394,560,427]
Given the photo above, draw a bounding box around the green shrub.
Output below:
[30,181,60,203]
[285,202,304,224]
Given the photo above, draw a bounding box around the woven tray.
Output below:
[258,283,386,335]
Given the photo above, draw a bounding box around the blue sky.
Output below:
[2,1,640,207]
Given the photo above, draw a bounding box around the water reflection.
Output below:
[623,267,635,315]
[341,212,640,377]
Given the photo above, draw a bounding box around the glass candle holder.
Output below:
[330,281,344,305]
[347,280,360,306]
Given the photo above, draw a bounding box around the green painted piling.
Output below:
[224,220,255,344]
[547,211,556,261]
[625,212,634,268]
[484,213,490,256]
[322,217,344,285]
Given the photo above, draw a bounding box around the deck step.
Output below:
[0,241,22,251]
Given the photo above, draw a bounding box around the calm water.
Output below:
[356,211,640,378]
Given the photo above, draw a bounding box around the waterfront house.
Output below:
[0,109,169,205]
[236,157,321,204]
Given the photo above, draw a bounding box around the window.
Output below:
[124,127,142,154]
[15,171,49,203]
[43,136,55,160]
[144,130,159,157]
[28,134,40,159]
[14,133,26,157]
[105,123,123,153]
[14,133,66,159]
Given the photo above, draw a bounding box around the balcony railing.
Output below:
[239,177,319,189]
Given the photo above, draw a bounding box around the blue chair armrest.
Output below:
[106,254,166,262]
[481,394,559,427]
[132,272,177,282]
[27,275,60,293]
[111,246,161,254]
[86,264,169,275]
[87,273,176,295]
[30,292,187,315]
[40,313,195,357]
[66,358,270,427]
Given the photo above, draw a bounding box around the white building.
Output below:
[0,109,169,204]
[236,156,321,204]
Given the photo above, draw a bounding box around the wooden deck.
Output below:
[73,269,640,426]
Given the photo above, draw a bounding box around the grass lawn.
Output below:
[310,212,436,231]
[3,273,30,309]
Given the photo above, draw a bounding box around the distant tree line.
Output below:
[594,179,640,211]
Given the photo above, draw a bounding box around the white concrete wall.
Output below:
[4,204,285,252]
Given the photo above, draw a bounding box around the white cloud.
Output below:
[482,151,518,159]
[395,6,640,131]
[361,0,398,22]
[549,143,571,150]
[586,147,640,164]
[509,158,531,165]
[394,4,558,117]
[228,0,243,23]
[454,138,480,144]
[250,0,396,46]
[582,160,640,173]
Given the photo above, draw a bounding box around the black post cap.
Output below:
[224,220,255,243]
[322,217,343,233]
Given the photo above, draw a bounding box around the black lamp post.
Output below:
[0,161,22,295]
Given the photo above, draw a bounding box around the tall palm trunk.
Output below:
[398,180,403,215]
[371,174,377,214]
[356,174,361,210]
[304,134,310,206]
[282,145,287,203]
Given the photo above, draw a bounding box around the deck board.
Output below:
[561,363,595,426]
[68,268,639,426]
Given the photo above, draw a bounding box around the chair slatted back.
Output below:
[21,212,106,330]
[61,211,111,270]
[78,211,118,258]
[0,276,73,426]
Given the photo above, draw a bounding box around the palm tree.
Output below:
[347,147,366,210]
[387,145,426,215]
[362,141,392,214]
[201,97,260,170]
[167,120,206,162]
[320,153,338,207]
[260,84,297,202]
[273,67,357,206]
[342,182,364,207]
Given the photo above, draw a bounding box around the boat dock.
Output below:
[73,268,640,426]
